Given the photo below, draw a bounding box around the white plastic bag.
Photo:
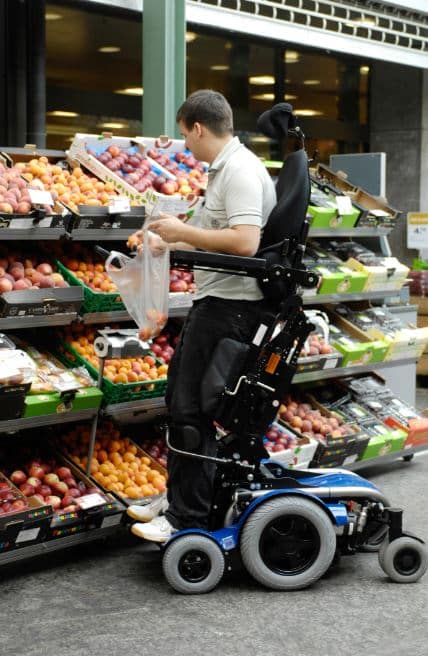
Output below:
[106,229,169,340]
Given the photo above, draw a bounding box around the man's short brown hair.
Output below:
[176,89,233,137]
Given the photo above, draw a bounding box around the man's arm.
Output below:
[149,216,261,257]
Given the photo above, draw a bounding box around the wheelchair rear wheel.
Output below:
[163,534,225,594]
[240,496,336,590]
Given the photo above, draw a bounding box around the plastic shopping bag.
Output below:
[106,229,169,341]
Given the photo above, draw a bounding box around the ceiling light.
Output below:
[250,136,271,143]
[360,65,370,74]
[186,32,197,43]
[249,75,275,85]
[45,12,62,20]
[303,80,321,86]
[47,110,79,118]
[98,122,128,130]
[284,94,297,101]
[284,50,299,64]
[210,65,229,71]
[98,46,121,53]
[251,93,275,101]
[294,109,323,117]
[114,87,144,96]
[225,41,233,50]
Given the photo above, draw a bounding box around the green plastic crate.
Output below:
[56,260,125,313]
[56,339,167,404]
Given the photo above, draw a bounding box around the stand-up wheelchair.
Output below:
[102,103,428,593]
[158,104,428,593]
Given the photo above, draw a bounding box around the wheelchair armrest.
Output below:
[170,249,268,277]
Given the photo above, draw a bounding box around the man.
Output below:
[128,89,276,542]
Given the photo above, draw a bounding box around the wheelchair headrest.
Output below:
[256,103,298,141]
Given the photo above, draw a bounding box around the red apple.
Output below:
[45,495,61,510]
[52,481,68,496]
[26,477,42,491]
[19,483,35,497]
[10,470,27,485]
[29,465,45,480]
[56,466,72,481]
[39,484,52,497]
[43,473,59,486]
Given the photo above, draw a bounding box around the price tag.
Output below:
[28,189,54,205]
[76,493,106,510]
[16,527,40,543]
[407,212,428,249]
[108,196,131,214]
[335,195,353,215]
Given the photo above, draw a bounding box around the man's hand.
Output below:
[149,213,186,244]
[126,228,168,256]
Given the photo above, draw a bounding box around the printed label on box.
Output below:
[108,196,130,214]
[28,189,54,205]
[16,527,41,543]
[101,514,122,528]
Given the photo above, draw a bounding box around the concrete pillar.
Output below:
[369,61,423,265]
[142,0,186,139]
[420,70,428,217]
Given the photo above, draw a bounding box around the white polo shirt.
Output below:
[192,137,276,301]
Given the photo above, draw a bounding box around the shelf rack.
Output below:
[0,408,99,435]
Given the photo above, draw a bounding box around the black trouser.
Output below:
[164,296,267,530]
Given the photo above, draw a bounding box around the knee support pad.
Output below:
[170,424,201,451]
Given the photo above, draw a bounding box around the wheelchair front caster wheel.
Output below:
[378,536,428,583]
[163,534,225,594]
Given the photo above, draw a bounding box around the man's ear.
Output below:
[193,122,203,138]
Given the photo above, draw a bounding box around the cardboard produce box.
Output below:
[327,310,389,366]
[68,133,205,220]
[23,387,102,418]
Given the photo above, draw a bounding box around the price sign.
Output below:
[108,196,131,214]
[28,189,54,205]
[335,195,353,216]
[407,212,428,249]
[76,493,106,510]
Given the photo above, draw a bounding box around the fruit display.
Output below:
[278,393,357,441]
[60,323,168,384]
[60,248,118,294]
[6,456,103,514]
[17,157,120,214]
[61,421,167,499]
[138,434,168,469]
[169,268,195,294]
[0,473,30,515]
[0,161,57,215]
[149,328,179,364]
[263,422,319,468]
[90,144,206,198]
[0,248,69,294]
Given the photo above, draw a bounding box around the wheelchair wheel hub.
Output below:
[178,549,212,583]
[393,548,421,576]
[259,515,321,576]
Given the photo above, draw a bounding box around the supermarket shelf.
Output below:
[102,358,417,416]
[71,229,135,241]
[82,294,194,324]
[81,311,130,324]
[0,524,123,566]
[0,408,98,434]
[302,289,403,305]
[346,444,428,472]
[294,356,416,384]
[0,312,78,330]
[309,227,392,238]
[0,228,66,240]
[103,396,166,418]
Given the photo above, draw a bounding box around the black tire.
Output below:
[163,535,225,594]
[240,496,337,590]
[378,536,428,583]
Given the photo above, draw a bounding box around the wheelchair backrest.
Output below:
[256,103,310,252]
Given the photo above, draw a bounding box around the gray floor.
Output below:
[1,451,427,656]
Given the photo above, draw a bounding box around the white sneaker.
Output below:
[131,515,177,543]
[127,494,168,522]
